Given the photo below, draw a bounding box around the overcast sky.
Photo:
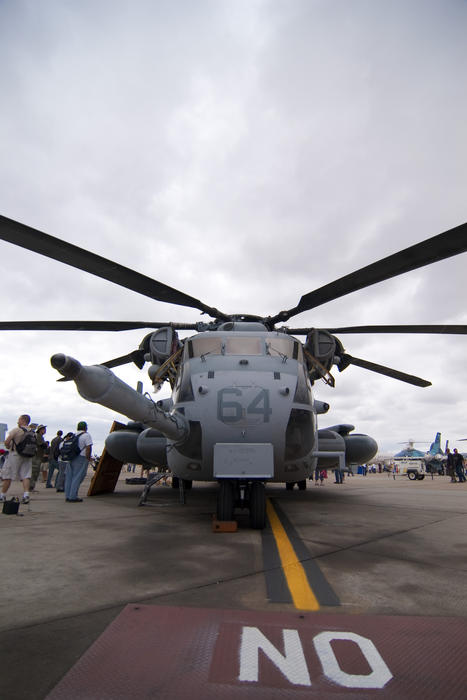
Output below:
[0,0,466,456]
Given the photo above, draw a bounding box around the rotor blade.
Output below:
[0,321,198,332]
[340,353,431,387]
[283,325,467,336]
[0,215,229,320]
[101,350,146,370]
[269,221,467,324]
[329,325,467,334]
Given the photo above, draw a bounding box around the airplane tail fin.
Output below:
[429,432,442,455]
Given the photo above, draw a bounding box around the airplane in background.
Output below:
[423,432,448,473]
[372,438,427,465]
[371,433,447,471]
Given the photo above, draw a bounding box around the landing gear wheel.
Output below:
[182,479,193,490]
[217,480,234,521]
[417,474,425,480]
[408,472,417,480]
[171,476,179,489]
[249,482,266,530]
[297,480,307,491]
[286,482,294,491]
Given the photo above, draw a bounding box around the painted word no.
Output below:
[239,627,393,689]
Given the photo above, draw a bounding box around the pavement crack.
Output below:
[299,515,467,572]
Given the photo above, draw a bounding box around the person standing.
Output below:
[453,448,465,483]
[446,448,456,482]
[0,414,35,504]
[40,441,50,483]
[46,430,63,488]
[65,421,93,503]
[56,432,73,492]
[30,425,47,491]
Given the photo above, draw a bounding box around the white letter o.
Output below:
[313,631,393,689]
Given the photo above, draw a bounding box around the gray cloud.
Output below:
[0,0,466,453]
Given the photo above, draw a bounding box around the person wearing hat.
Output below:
[1,414,34,504]
[64,421,93,503]
[30,425,47,491]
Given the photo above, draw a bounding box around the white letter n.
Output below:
[238,626,311,686]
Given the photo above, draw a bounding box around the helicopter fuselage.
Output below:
[52,323,377,489]
[166,327,316,483]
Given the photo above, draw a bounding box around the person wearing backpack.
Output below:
[55,432,73,492]
[0,414,36,504]
[46,430,63,488]
[64,421,93,503]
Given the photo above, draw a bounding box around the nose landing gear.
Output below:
[216,479,267,530]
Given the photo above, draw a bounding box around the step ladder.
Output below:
[138,472,186,506]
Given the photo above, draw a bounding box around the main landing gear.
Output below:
[216,479,267,530]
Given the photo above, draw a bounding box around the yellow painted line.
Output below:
[266,498,320,611]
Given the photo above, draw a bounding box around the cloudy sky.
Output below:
[0,0,466,456]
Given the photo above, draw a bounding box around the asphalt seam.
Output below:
[300,516,451,552]
[295,515,467,572]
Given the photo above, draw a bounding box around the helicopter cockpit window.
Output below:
[189,337,223,358]
[224,337,263,355]
[266,337,302,361]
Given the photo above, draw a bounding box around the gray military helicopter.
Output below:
[1,215,466,528]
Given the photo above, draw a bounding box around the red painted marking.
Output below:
[46,605,467,699]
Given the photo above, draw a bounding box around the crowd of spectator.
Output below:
[0,415,93,504]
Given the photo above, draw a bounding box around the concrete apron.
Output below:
[1,471,467,698]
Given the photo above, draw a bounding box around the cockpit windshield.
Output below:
[187,334,302,360]
[224,337,263,355]
[189,336,263,357]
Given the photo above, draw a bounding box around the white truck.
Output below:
[394,458,426,481]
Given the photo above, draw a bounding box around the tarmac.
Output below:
[2,469,467,698]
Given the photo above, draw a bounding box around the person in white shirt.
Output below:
[64,421,93,503]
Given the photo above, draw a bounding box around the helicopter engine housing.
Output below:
[304,330,336,370]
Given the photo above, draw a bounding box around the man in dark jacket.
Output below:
[46,430,63,488]
[30,425,47,491]
[453,448,465,483]
[446,448,456,482]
